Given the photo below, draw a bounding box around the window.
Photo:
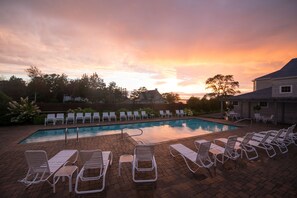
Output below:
[232,101,239,106]
[280,85,292,93]
[259,102,268,108]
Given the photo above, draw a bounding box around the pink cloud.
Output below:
[0,0,296,96]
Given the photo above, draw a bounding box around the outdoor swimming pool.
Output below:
[20,118,238,144]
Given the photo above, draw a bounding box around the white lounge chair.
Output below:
[262,115,274,124]
[159,110,165,118]
[165,110,172,117]
[92,112,100,123]
[132,144,157,183]
[228,111,240,120]
[257,125,296,147]
[102,112,110,122]
[214,133,258,160]
[127,111,134,120]
[84,112,92,123]
[75,150,112,194]
[76,112,84,124]
[175,110,181,117]
[120,112,127,121]
[19,150,78,190]
[55,113,64,125]
[180,109,186,116]
[254,113,262,123]
[44,114,56,126]
[141,111,148,119]
[109,112,117,121]
[280,124,297,146]
[133,111,140,120]
[195,136,240,166]
[66,113,75,124]
[237,131,276,158]
[169,141,214,174]
[254,129,288,154]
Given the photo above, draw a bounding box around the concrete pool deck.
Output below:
[0,117,296,197]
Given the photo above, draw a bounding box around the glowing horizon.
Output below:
[1,0,297,99]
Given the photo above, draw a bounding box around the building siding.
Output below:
[255,79,272,90]
[283,103,297,124]
[272,78,297,98]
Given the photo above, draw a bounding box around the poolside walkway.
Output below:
[0,118,296,197]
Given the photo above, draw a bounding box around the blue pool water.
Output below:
[20,119,237,144]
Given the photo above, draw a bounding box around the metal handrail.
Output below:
[76,127,79,143]
[65,127,79,144]
[65,128,68,144]
[121,128,143,140]
[234,118,253,124]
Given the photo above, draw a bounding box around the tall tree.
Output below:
[130,87,147,101]
[205,74,240,98]
[162,92,180,104]
[26,66,44,102]
[88,73,106,102]
[26,66,42,78]
[0,76,27,100]
[187,96,200,109]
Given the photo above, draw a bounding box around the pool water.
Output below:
[20,119,237,144]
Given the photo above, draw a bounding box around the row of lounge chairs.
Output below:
[254,113,274,123]
[159,109,186,117]
[170,124,296,174]
[44,111,145,125]
[18,124,296,194]
[19,144,157,194]
[44,109,188,126]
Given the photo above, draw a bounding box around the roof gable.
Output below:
[255,58,297,80]
[136,89,166,103]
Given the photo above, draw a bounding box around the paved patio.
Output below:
[0,118,296,197]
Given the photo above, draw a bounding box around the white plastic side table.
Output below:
[118,154,133,176]
[53,165,78,193]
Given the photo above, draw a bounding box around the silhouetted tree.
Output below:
[130,87,147,101]
[205,74,240,99]
[187,96,200,109]
[162,92,180,104]
[0,76,27,100]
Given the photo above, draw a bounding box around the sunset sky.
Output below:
[0,0,297,99]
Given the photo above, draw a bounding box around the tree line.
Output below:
[0,66,129,103]
[0,66,240,125]
[0,66,182,104]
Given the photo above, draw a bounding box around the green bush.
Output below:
[7,97,41,124]
[33,115,45,125]
[138,107,157,117]
[0,91,12,125]
[184,108,193,116]
[68,107,96,113]
[0,114,12,126]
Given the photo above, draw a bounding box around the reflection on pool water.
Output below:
[20,119,237,144]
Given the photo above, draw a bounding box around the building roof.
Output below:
[135,89,166,103]
[228,87,296,101]
[140,89,160,100]
[230,87,272,100]
[255,58,297,80]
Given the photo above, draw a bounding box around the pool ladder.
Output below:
[64,128,79,144]
[121,128,144,144]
